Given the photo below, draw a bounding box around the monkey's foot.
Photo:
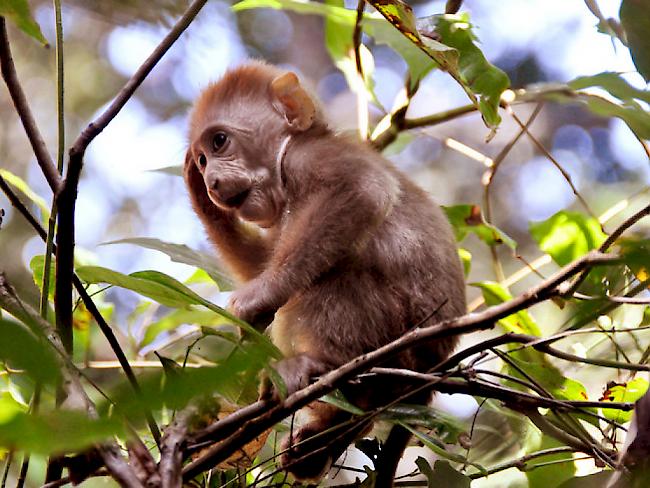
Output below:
[279,426,334,481]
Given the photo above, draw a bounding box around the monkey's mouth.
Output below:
[220,188,251,209]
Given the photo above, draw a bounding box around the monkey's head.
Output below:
[185,62,324,228]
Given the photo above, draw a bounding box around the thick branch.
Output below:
[0,18,61,193]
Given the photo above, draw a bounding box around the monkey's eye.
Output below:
[212,132,228,152]
[197,154,207,169]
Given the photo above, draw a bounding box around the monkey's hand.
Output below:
[260,355,330,401]
[228,276,284,330]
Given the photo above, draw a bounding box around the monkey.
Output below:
[184,61,466,485]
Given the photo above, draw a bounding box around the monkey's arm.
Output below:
[185,161,271,282]
[230,167,397,323]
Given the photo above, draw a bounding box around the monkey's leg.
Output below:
[279,402,372,482]
[372,389,432,487]
[374,424,412,488]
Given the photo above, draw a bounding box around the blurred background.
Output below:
[1,0,649,486]
[0,0,645,306]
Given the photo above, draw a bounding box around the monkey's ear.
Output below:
[271,72,315,131]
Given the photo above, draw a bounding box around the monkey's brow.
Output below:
[201,122,254,137]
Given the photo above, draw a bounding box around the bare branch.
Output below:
[0,18,61,193]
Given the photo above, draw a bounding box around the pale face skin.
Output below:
[189,117,288,229]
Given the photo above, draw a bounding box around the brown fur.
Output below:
[185,61,466,482]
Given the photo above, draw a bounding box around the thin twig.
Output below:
[468,446,578,479]
[483,102,544,281]
[372,102,475,151]
[507,105,598,221]
[353,0,368,140]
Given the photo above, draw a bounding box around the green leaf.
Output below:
[365,19,436,89]
[77,266,202,308]
[529,211,607,267]
[0,392,27,424]
[620,0,650,81]
[569,72,650,105]
[0,0,48,45]
[600,377,649,423]
[323,0,379,108]
[103,238,234,290]
[415,456,436,486]
[321,390,365,415]
[419,459,471,488]
[0,318,60,385]
[416,13,510,128]
[556,471,615,488]
[533,82,650,140]
[565,72,650,139]
[382,404,463,442]
[526,436,576,488]
[29,255,55,301]
[473,281,541,335]
[0,411,123,455]
[458,248,471,277]
[443,204,516,249]
[0,169,50,221]
[140,308,226,348]
[76,266,277,355]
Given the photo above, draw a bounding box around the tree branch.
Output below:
[182,251,617,479]
[0,18,61,194]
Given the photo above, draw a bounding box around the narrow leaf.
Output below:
[620,0,650,81]
[0,0,48,45]
[0,169,49,221]
[103,238,233,290]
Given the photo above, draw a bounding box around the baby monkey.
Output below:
[185,62,466,484]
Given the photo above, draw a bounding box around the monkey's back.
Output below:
[273,135,466,374]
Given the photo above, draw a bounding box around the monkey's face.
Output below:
[188,117,287,228]
[187,63,320,227]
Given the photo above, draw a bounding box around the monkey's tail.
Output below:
[374,424,412,488]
